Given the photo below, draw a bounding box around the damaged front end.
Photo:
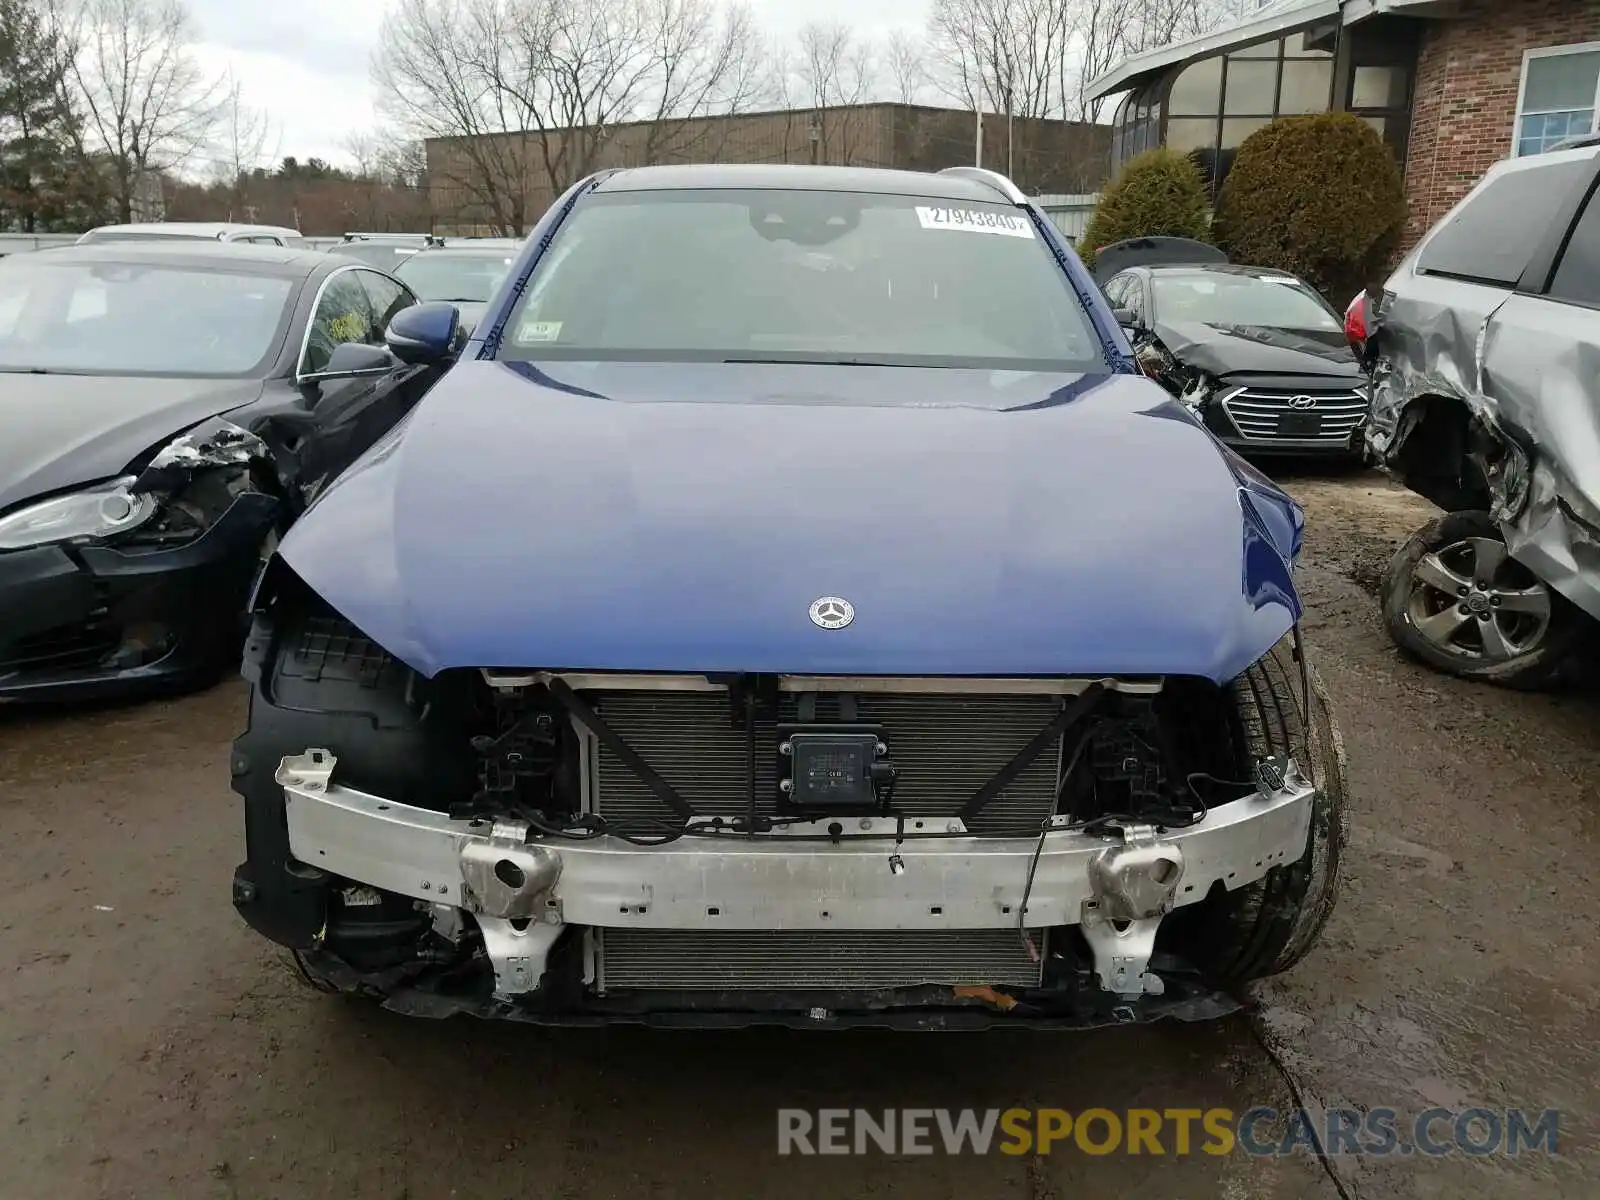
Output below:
[232,589,1343,1029]
[1134,327,1369,458]
[0,417,280,700]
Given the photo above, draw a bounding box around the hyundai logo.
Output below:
[809,596,855,629]
[1288,394,1316,410]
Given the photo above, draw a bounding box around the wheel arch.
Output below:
[1389,394,1534,521]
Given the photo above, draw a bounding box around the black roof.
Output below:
[12,241,329,278]
[593,163,1014,203]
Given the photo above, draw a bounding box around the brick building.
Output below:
[425,103,1111,235]
[1087,0,1600,246]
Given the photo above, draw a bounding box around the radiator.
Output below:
[586,690,1064,837]
[596,929,1043,992]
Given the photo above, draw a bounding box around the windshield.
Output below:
[336,242,420,268]
[0,259,294,376]
[1152,272,1340,330]
[497,189,1107,371]
[395,252,513,303]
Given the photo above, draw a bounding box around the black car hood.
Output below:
[1156,320,1362,379]
[0,374,265,512]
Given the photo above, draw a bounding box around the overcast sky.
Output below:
[189,0,935,167]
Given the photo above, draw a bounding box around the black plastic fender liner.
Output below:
[230,595,476,950]
[231,605,334,950]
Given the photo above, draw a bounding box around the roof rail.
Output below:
[937,166,1028,204]
[341,231,430,242]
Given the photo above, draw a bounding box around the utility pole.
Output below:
[975,108,983,167]
[1005,69,1015,179]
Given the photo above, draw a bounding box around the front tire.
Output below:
[1170,638,1349,985]
[1381,510,1588,689]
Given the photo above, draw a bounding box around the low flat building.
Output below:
[425,103,1112,235]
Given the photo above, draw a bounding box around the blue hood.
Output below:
[279,360,1302,683]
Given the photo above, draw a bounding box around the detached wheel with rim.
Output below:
[1381,510,1587,689]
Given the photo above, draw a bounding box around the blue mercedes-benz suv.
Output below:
[229,164,1347,1029]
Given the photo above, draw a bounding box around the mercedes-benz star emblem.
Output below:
[1288,394,1316,410]
[809,596,855,630]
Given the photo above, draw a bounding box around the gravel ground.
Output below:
[1,467,1595,1200]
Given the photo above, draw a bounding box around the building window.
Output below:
[1132,29,1337,195]
[1516,44,1600,156]
[1352,65,1407,108]
[1169,56,1222,115]
[1110,78,1163,170]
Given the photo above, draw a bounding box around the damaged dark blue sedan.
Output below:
[231,165,1348,1029]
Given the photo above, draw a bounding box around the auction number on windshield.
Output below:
[915,206,1035,239]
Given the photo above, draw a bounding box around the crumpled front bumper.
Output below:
[273,749,1316,1016]
[0,492,278,702]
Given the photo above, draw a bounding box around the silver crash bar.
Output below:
[278,750,1315,1000]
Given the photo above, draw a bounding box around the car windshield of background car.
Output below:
[495,189,1109,372]
[395,253,512,303]
[0,260,293,376]
[337,243,419,268]
[1152,272,1340,331]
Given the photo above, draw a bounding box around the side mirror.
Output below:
[1112,306,1143,333]
[299,341,393,384]
[386,301,460,366]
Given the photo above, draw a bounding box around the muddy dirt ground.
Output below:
[1,468,1595,1200]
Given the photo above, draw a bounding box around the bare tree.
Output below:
[929,0,1069,176]
[214,72,276,218]
[930,0,1069,117]
[635,1,768,164]
[375,0,767,236]
[376,136,429,189]
[884,28,929,106]
[929,0,1228,127]
[1066,0,1121,121]
[374,0,537,235]
[66,0,222,221]
[783,22,876,164]
[1067,0,1230,120]
[341,130,385,180]
[1127,0,1229,52]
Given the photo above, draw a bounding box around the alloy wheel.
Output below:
[1406,536,1552,662]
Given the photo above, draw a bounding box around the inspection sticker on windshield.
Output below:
[915,206,1034,238]
[516,319,563,342]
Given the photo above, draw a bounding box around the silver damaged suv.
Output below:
[1357,142,1600,687]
